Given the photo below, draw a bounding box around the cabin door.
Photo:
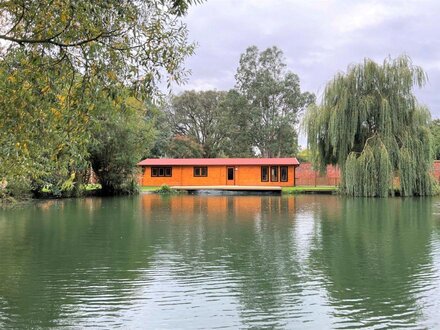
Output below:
[227,167,235,185]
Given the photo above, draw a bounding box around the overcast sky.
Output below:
[177,0,440,132]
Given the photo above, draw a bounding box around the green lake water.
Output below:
[1,194,440,329]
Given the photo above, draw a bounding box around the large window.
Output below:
[194,166,208,177]
[262,166,289,182]
[280,166,288,182]
[261,166,269,182]
[270,166,278,182]
[151,167,172,177]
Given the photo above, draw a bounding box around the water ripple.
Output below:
[1,195,440,328]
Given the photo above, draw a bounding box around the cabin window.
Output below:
[280,166,288,182]
[271,166,278,182]
[151,167,172,177]
[261,166,269,182]
[151,167,158,177]
[194,166,208,177]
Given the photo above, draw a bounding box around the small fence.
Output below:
[296,161,440,187]
[295,163,340,187]
[295,176,340,186]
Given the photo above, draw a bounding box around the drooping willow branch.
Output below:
[304,56,433,197]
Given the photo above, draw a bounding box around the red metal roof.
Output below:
[137,157,299,166]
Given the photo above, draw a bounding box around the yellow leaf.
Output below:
[41,85,50,94]
[61,12,68,24]
[107,71,117,81]
[57,95,66,104]
[51,107,61,118]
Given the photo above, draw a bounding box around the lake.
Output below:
[1,194,440,328]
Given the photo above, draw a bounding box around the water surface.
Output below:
[1,194,440,328]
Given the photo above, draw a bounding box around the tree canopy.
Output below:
[166,90,228,157]
[0,0,201,200]
[163,90,254,158]
[235,46,315,157]
[0,0,201,95]
[305,56,433,197]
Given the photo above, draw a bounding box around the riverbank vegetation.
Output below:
[1,15,314,202]
[1,2,438,201]
[0,0,200,200]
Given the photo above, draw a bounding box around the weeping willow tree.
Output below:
[304,56,433,197]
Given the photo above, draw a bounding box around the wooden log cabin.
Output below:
[137,158,300,187]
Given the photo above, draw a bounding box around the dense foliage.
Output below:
[235,46,315,157]
[162,90,254,157]
[88,95,156,195]
[305,56,433,197]
[166,90,229,157]
[0,0,200,96]
[0,0,199,200]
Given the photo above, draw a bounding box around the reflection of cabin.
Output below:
[137,158,299,187]
[140,194,297,221]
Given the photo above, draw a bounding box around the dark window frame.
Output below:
[261,166,269,182]
[280,166,288,182]
[151,167,158,177]
[270,166,278,182]
[151,166,172,177]
[227,167,234,181]
[193,166,208,177]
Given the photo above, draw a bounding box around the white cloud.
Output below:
[181,0,440,117]
[333,2,398,33]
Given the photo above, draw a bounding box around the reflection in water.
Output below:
[310,198,440,328]
[0,195,439,328]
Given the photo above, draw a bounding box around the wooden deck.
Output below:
[171,185,282,193]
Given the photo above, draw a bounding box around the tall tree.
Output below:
[0,51,93,197]
[235,46,315,157]
[165,135,204,158]
[305,56,433,197]
[0,0,201,198]
[217,90,255,157]
[88,94,156,195]
[153,89,254,158]
[166,90,229,157]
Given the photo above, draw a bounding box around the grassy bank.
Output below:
[282,186,339,194]
[140,185,185,194]
[140,186,339,194]
[140,186,161,192]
